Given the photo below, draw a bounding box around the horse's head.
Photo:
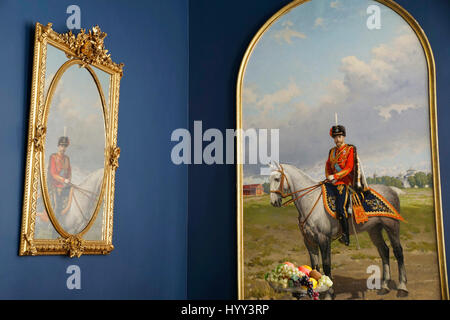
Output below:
[269,161,290,207]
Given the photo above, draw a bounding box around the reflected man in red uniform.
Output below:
[325,125,355,246]
[48,136,72,218]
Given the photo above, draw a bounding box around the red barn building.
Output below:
[243,184,264,196]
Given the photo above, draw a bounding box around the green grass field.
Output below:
[243,188,439,299]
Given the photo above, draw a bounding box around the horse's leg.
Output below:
[367,224,391,294]
[384,220,408,297]
[318,237,332,277]
[318,236,334,300]
[303,237,320,272]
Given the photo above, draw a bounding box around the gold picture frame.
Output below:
[19,23,124,257]
[237,0,448,299]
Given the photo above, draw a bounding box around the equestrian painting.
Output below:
[238,0,446,300]
[34,44,108,241]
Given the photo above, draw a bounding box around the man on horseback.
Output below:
[325,125,356,246]
[48,135,72,219]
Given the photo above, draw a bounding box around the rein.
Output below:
[72,191,90,222]
[69,183,98,199]
[270,165,327,242]
[67,183,99,222]
[270,165,325,207]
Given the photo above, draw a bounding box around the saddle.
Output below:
[321,183,404,224]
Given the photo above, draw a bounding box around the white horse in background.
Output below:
[59,168,104,234]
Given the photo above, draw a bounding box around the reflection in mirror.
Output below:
[35,179,59,239]
[44,45,69,100]
[44,64,106,235]
[35,45,72,239]
[94,66,111,112]
[84,201,105,240]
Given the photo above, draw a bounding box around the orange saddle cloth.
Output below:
[321,184,405,224]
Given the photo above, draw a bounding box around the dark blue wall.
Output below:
[0,0,188,299]
[187,0,450,299]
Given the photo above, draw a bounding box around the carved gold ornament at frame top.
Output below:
[41,23,124,75]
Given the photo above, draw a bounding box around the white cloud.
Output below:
[257,82,301,110]
[337,33,426,97]
[397,24,412,34]
[371,33,421,65]
[375,103,419,120]
[320,79,349,105]
[340,55,393,91]
[243,175,269,185]
[243,85,258,105]
[314,17,324,28]
[330,0,340,9]
[273,21,306,44]
[243,82,303,130]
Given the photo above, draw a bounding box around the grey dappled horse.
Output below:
[269,162,408,298]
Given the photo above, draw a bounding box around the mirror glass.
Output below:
[43,60,106,235]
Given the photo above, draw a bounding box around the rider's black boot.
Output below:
[338,216,350,246]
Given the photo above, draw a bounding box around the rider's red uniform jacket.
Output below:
[325,144,354,186]
[49,153,71,188]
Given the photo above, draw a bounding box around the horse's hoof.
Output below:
[377,288,390,295]
[323,292,333,300]
[292,292,303,300]
[321,288,335,300]
[397,289,408,298]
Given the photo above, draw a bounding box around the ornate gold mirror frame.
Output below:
[236,0,448,299]
[19,23,123,257]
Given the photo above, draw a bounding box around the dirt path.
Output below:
[326,248,441,300]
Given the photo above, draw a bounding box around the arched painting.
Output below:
[237,0,448,299]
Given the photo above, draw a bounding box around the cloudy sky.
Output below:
[243,0,431,184]
[44,44,109,179]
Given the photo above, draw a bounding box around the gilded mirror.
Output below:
[20,23,123,257]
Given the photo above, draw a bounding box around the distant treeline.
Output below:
[367,171,432,188]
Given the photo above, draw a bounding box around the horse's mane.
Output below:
[281,163,318,184]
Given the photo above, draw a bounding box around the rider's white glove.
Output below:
[327,175,337,184]
[64,179,69,184]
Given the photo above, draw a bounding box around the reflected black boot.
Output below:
[338,216,350,246]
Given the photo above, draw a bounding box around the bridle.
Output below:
[270,164,325,207]
[270,164,327,242]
